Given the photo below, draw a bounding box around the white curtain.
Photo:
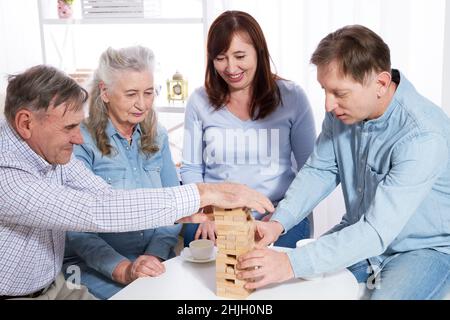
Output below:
[206,0,448,237]
[443,1,450,115]
[0,0,42,92]
[207,0,447,127]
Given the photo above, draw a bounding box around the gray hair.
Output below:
[86,45,159,156]
[97,45,155,87]
[4,65,87,126]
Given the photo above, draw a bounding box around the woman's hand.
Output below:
[112,255,165,285]
[194,220,217,244]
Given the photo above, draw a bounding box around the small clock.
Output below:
[173,83,182,95]
[167,71,188,103]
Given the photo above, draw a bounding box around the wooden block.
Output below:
[234,237,254,248]
[217,232,249,239]
[217,226,250,233]
[215,220,248,227]
[236,235,250,242]
[217,287,226,295]
[225,241,236,250]
[217,278,238,288]
[216,254,237,265]
[226,285,253,295]
[235,242,252,249]
[220,248,249,256]
[216,272,237,281]
[216,223,251,233]
[225,266,235,274]
[216,263,226,273]
[217,235,226,241]
[237,247,252,255]
[226,234,236,241]
[223,286,253,299]
[235,243,253,251]
[214,208,251,217]
[233,216,247,222]
[216,285,229,295]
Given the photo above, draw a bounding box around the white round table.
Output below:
[110,246,359,300]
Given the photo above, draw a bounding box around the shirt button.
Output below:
[133,168,137,171]
[140,232,144,236]
[357,188,362,193]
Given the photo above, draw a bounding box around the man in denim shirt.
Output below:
[237,25,450,299]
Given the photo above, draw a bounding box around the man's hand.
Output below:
[236,248,294,290]
[176,212,208,224]
[254,220,284,247]
[112,255,165,285]
[196,183,275,214]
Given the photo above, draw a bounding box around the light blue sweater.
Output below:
[181,79,316,218]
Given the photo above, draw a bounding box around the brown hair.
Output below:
[4,65,87,126]
[311,25,391,84]
[86,46,159,156]
[205,10,281,120]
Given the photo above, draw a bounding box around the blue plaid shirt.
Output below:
[0,120,199,295]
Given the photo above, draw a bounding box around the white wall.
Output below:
[0,0,42,93]
[0,91,4,118]
[443,1,450,115]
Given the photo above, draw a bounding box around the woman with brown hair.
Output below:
[181,11,316,248]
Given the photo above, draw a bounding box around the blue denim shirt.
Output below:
[272,70,450,278]
[65,120,182,279]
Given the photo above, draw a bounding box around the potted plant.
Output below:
[57,0,75,19]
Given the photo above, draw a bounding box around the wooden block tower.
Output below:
[214,207,255,299]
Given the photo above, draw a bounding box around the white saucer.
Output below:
[180,247,217,263]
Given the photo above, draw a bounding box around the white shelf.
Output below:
[155,106,185,113]
[38,0,209,64]
[41,17,203,25]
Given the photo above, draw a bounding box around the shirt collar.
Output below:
[105,119,142,140]
[364,69,405,125]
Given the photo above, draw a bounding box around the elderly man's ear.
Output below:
[14,109,35,140]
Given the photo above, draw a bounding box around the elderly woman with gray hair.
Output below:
[63,45,182,299]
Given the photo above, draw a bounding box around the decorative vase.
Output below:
[57,0,73,19]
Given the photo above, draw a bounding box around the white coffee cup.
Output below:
[189,239,214,260]
[296,238,324,280]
